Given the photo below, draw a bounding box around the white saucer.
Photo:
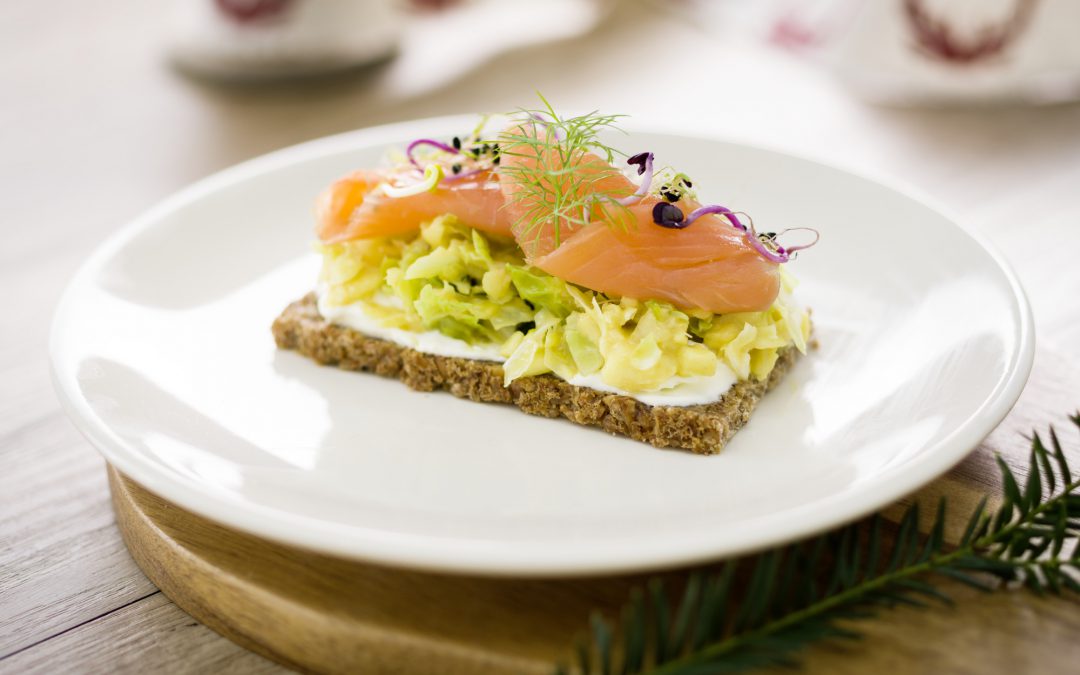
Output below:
[51,116,1034,576]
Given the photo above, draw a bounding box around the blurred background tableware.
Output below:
[167,0,406,80]
[766,0,1080,104]
[6,1,1080,672]
[167,0,615,84]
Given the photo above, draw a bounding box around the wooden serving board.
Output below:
[108,347,1080,675]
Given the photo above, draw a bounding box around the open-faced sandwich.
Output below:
[273,101,818,454]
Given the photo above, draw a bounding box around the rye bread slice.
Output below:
[272,293,800,454]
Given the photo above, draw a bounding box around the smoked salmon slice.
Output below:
[316,169,512,243]
[497,130,781,314]
[530,200,780,314]
[315,134,781,314]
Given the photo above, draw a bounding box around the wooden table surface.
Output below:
[3,1,1080,672]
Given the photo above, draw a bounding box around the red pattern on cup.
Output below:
[215,0,294,23]
[903,0,1039,64]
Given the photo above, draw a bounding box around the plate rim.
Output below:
[50,114,1036,577]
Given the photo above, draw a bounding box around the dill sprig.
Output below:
[559,414,1080,674]
[496,95,635,253]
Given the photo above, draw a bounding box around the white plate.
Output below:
[51,116,1034,577]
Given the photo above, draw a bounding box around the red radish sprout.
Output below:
[406,138,460,168]
[617,152,654,206]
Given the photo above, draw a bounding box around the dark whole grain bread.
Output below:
[272,293,800,454]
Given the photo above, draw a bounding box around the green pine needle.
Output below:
[558,413,1080,674]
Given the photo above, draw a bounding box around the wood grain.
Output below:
[0,363,157,657]
[100,348,1080,675]
[2,0,1080,671]
[0,592,284,675]
[105,391,1080,675]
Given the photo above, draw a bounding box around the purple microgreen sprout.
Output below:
[658,172,695,203]
[406,138,460,169]
[382,163,445,198]
[616,152,654,207]
[774,227,820,255]
[652,202,687,229]
[406,134,500,185]
[683,204,747,231]
[666,205,818,263]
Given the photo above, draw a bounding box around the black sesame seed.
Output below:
[452,164,462,174]
[452,136,461,150]
[681,178,693,188]
[493,156,501,165]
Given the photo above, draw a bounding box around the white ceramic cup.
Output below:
[168,0,406,80]
[773,0,1080,104]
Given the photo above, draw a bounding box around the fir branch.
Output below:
[560,414,1080,674]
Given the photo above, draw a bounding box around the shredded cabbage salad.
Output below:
[318,215,810,393]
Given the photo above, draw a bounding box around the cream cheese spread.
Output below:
[316,289,738,406]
